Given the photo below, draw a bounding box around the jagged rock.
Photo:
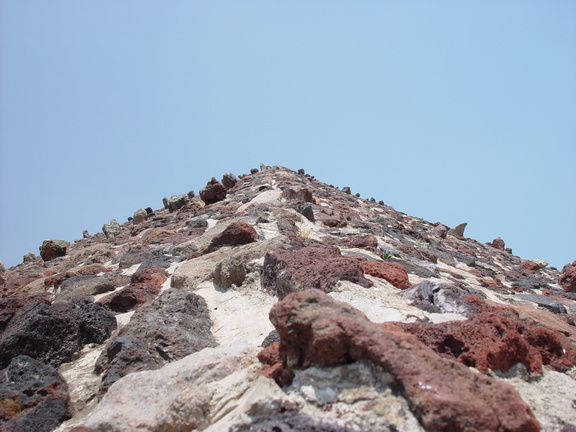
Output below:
[131,266,168,287]
[297,203,315,222]
[23,252,36,262]
[222,172,239,190]
[0,297,116,368]
[102,219,121,239]
[281,188,313,203]
[342,186,351,194]
[324,234,379,253]
[447,222,467,237]
[403,281,481,316]
[397,310,576,373]
[209,221,258,250]
[559,261,576,292]
[82,230,90,238]
[432,223,449,239]
[360,261,410,289]
[95,289,217,393]
[132,208,148,224]
[200,177,227,205]
[260,289,539,432]
[39,239,70,261]
[167,194,188,212]
[0,355,73,432]
[491,237,505,250]
[84,342,259,432]
[261,245,373,299]
[97,283,160,313]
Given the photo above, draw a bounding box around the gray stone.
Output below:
[167,194,189,212]
[342,186,351,194]
[132,208,148,225]
[39,239,70,261]
[103,219,121,239]
[0,260,5,272]
[56,275,117,301]
[403,281,480,317]
[447,222,467,237]
[222,172,239,190]
[516,293,567,314]
[23,252,36,262]
[95,289,217,394]
[0,355,73,432]
[82,230,90,238]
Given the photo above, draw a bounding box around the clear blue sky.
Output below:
[1,1,575,270]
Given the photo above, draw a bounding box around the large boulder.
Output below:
[167,194,188,213]
[221,172,238,190]
[261,245,373,299]
[39,239,70,261]
[102,219,121,239]
[95,289,217,394]
[259,289,540,432]
[0,355,73,432]
[0,297,117,368]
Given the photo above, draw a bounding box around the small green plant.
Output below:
[415,217,426,222]
[382,251,393,260]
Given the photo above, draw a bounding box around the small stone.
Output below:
[187,190,195,199]
[103,219,121,239]
[520,260,541,271]
[132,208,148,224]
[199,178,227,205]
[342,186,351,194]
[447,222,467,237]
[82,230,90,238]
[0,261,4,272]
[162,197,169,209]
[360,261,410,289]
[167,194,189,212]
[297,168,305,175]
[559,261,576,292]
[39,239,70,261]
[491,237,505,250]
[250,168,259,174]
[221,172,239,190]
[23,252,36,262]
[432,223,450,239]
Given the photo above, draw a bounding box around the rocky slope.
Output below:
[1,164,576,432]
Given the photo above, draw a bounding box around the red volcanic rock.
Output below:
[97,283,160,313]
[360,261,410,289]
[281,188,314,203]
[210,222,258,249]
[39,239,70,261]
[520,260,540,271]
[261,245,373,299]
[559,261,576,292]
[491,237,505,250]
[131,267,168,288]
[318,211,347,228]
[199,177,227,205]
[261,289,539,432]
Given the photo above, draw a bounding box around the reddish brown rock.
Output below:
[131,267,168,288]
[199,177,227,205]
[210,221,258,249]
[432,223,450,239]
[281,188,314,203]
[360,261,410,289]
[39,239,70,261]
[97,283,160,313]
[559,260,576,292]
[491,237,505,250]
[261,245,373,299]
[520,260,540,271]
[261,289,539,432]
[324,234,379,253]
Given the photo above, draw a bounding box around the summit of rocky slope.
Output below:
[1,164,575,432]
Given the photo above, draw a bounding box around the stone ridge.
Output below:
[0,164,574,432]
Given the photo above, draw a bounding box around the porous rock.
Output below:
[491,237,505,250]
[95,289,217,394]
[222,172,239,190]
[39,239,70,261]
[97,283,160,313]
[559,261,576,292]
[0,297,116,369]
[167,194,188,212]
[360,261,410,289]
[102,219,121,239]
[261,245,373,299]
[200,177,227,205]
[261,289,539,432]
[0,355,73,432]
[132,208,148,224]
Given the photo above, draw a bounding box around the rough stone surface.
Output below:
[209,221,259,250]
[448,222,467,237]
[491,237,505,250]
[55,274,117,301]
[102,219,121,239]
[132,208,148,224]
[200,177,227,205]
[222,172,239,190]
[0,297,117,369]
[167,194,188,212]
[95,289,217,394]
[0,355,73,432]
[97,283,160,313]
[559,261,576,292]
[39,239,70,261]
[261,245,373,299]
[360,261,410,289]
[402,281,481,316]
[261,289,539,432]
